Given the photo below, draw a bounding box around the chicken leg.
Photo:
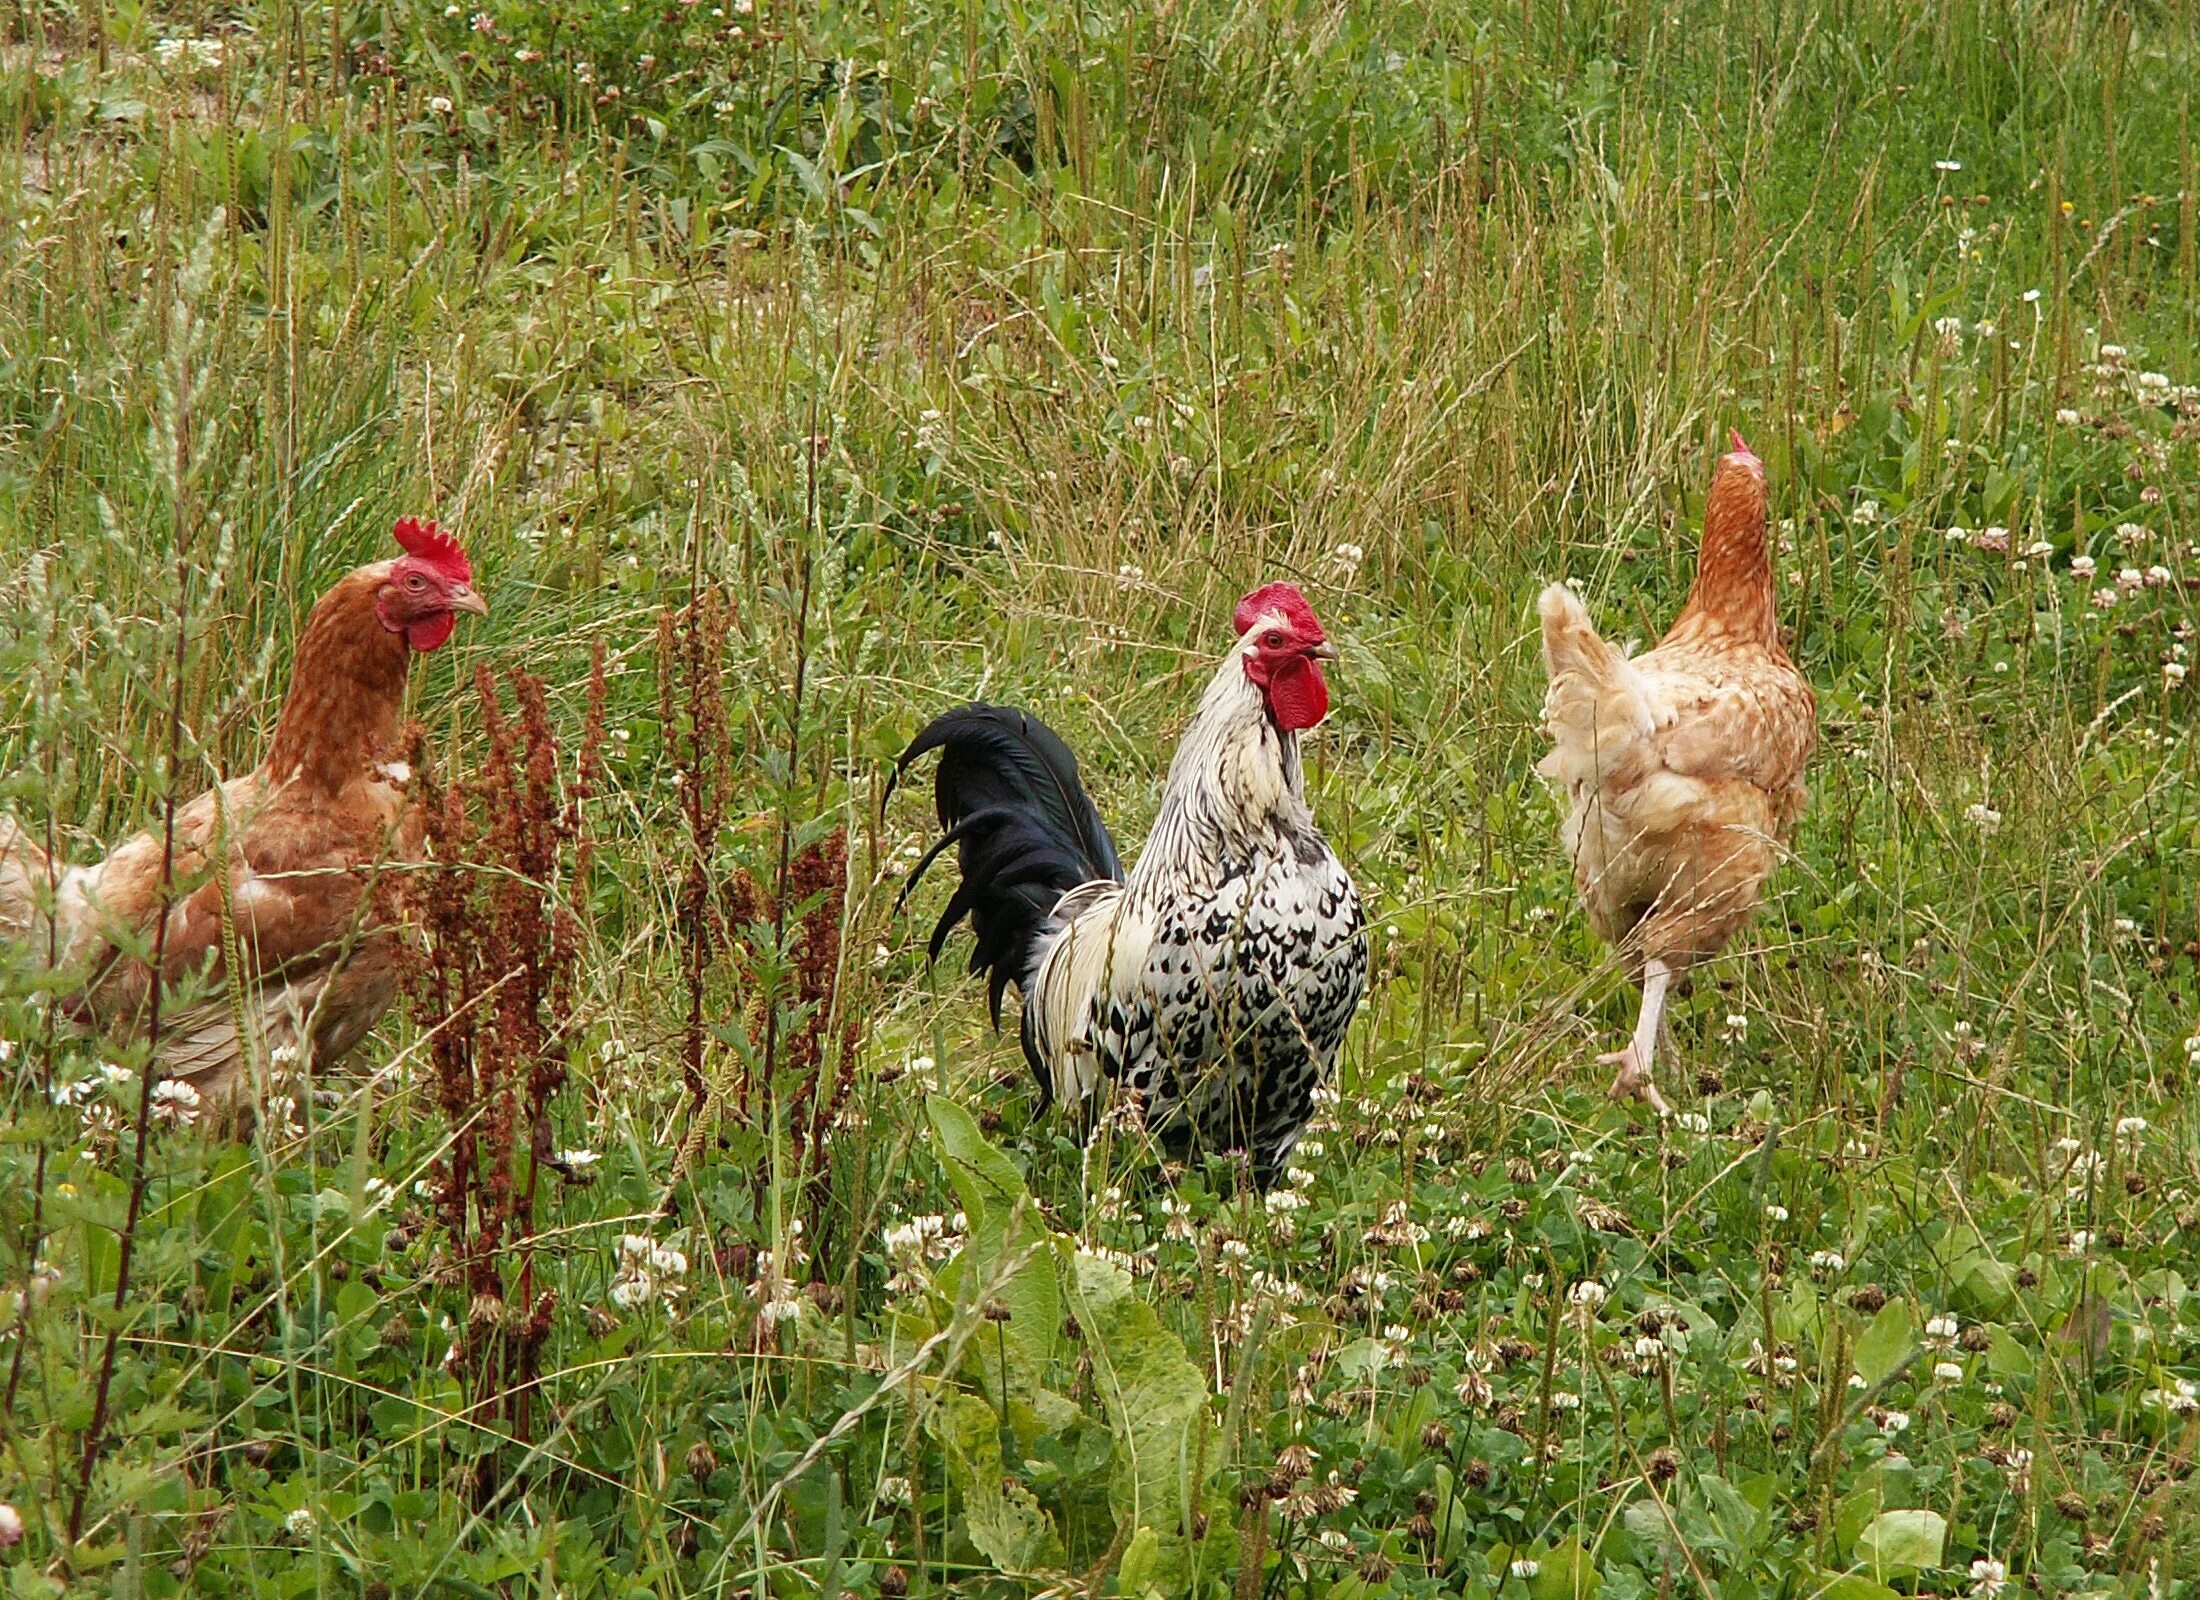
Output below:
[1599,956,1672,1116]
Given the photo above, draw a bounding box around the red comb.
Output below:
[1729,427,1755,457]
[393,516,471,585]
[1233,581,1325,640]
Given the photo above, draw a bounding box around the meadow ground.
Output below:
[3,1,2200,1595]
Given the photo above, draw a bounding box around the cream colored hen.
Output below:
[1537,434,1816,1113]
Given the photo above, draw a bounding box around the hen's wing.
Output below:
[67,775,412,1061]
[1632,644,1817,829]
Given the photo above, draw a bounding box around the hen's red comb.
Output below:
[393,516,472,585]
[1234,581,1325,640]
[1730,427,1751,454]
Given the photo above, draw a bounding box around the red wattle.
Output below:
[1266,655,1330,731]
[406,612,457,653]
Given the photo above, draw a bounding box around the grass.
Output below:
[3,0,2200,1594]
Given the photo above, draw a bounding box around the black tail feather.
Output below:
[893,704,1123,1032]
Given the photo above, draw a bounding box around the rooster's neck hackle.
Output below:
[1669,459,1780,651]
[265,567,414,793]
[1140,651,1307,881]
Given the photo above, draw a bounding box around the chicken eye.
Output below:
[405,573,428,592]
[1263,630,1286,649]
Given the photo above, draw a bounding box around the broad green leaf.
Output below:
[1853,1301,1915,1388]
[930,1391,1065,1574]
[1118,1526,1162,1598]
[927,1095,1060,1380]
[1813,1572,1903,1600]
[1529,1538,1602,1599]
[1698,1473,1765,1563]
[1986,1325,2034,1381]
[1952,1252,2017,1316]
[1622,1499,1675,1556]
[1853,1509,1945,1576]
[1068,1258,1211,1594]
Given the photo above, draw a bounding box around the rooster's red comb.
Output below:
[393,517,472,585]
[1233,581,1325,641]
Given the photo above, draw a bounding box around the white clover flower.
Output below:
[2065,1230,2094,1255]
[0,1503,19,1548]
[427,95,455,115]
[1569,1280,1608,1313]
[2115,1116,2148,1140]
[558,1147,600,1172]
[1971,1557,2008,1598]
[2147,565,2173,587]
[1550,1390,1582,1411]
[1933,1361,1965,1382]
[1763,1204,1790,1223]
[1809,1249,1846,1275]
[1852,499,1882,525]
[1966,803,2003,831]
[1935,159,1963,172]
[2022,288,2042,303]
[1265,1188,1307,1213]
[2024,540,2055,559]
[1972,526,2010,552]
[2116,521,2149,547]
[2100,344,2127,362]
[1720,1012,1748,1042]
[147,1078,202,1125]
[2070,554,2097,579]
[2117,566,2146,593]
[285,1507,315,1536]
[1220,1238,1252,1261]
[1674,1111,1711,1134]
[1925,1314,1960,1342]
[1316,1529,1353,1554]
[1879,1410,1911,1434]
[2055,408,2081,425]
[1511,1559,1542,1579]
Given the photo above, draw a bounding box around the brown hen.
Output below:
[1537,434,1816,1113]
[0,519,487,1116]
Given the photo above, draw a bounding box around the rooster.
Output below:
[0,518,488,1114]
[1537,434,1816,1114]
[896,582,1366,1185]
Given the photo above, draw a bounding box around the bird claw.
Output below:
[1598,1045,1671,1117]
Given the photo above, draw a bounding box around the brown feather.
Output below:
[9,557,463,1113]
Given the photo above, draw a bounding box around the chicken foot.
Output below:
[1599,956,1673,1116]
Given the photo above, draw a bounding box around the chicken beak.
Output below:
[449,584,490,618]
[1308,640,1340,662]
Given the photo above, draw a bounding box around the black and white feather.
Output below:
[897,614,1366,1184]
